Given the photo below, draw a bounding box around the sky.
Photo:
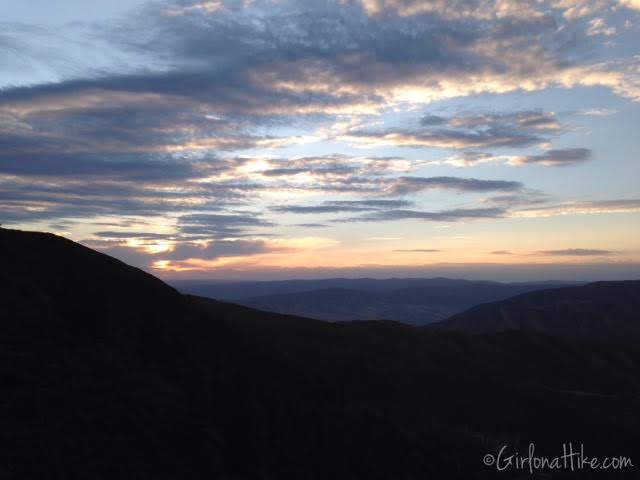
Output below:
[1,0,640,281]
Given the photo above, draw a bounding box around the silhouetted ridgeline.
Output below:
[432,281,640,344]
[172,278,579,325]
[1,227,639,479]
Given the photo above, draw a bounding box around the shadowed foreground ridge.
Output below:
[1,228,639,479]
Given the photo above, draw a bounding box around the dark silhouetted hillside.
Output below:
[1,228,639,479]
[432,281,640,344]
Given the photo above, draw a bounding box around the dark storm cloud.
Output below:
[385,176,523,196]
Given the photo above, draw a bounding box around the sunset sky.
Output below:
[2,0,639,280]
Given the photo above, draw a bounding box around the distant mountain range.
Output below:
[2,227,640,479]
[431,281,640,344]
[173,278,580,325]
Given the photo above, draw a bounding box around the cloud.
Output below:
[446,110,562,131]
[1,0,638,271]
[393,248,440,252]
[0,23,117,88]
[577,108,618,116]
[445,151,498,167]
[535,248,615,256]
[355,0,550,19]
[586,17,617,36]
[338,207,506,222]
[294,223,330,228]
[0,89,311,162]
[420,115,447,126]
[0,166,251,225]
[0,152,202,181]
[513,199,640,217]
[94,231,175,240]
[177,213,275,238]
[258,154,416,179]
[508,148,592,166]
[0,151,424,226]
[273,199,413,214]
[275,205,372,214]
[619,0,640,11]
[162,239,277,260]
[3,0,638,132]
[164,1,223,16]
[83,233,336,272]
[483,193,549,208]
[341,126,542,149]
[446,148,592,167]
[341,109,566,150]
[385,176,523,196]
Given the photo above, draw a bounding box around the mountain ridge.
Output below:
[2,227,639,479]
[175,278,580,325]
[431,280,640,344]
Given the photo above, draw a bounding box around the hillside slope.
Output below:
[432,281,640,344]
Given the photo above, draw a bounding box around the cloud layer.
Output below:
[1,0,639,273]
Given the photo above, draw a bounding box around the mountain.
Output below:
[171,277,522,300]
[174,279,577,325]
[2,227,640,479]
[432,281,640,344]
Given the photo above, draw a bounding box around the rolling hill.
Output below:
[174,278,577,325]
[432,281,640,344]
